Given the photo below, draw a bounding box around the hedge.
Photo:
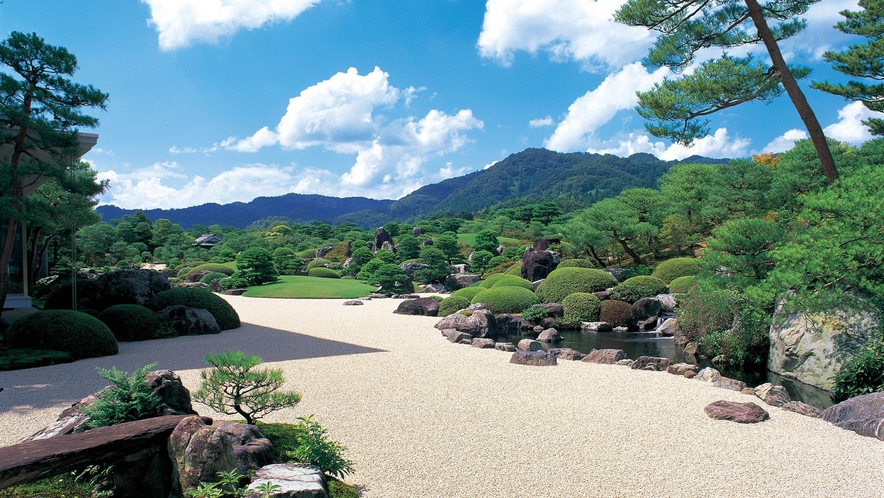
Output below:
[450,286,484,301]
[668,275,697,294]
[651,257,702,284]
[599,300,635,329]
[438,296,472,316]
[557,259,596,269]
[471,286,540,314]
[6,310,118,359]
[489,275,533,290]
[609,276,669,303]
[147,288,241,330]
[561,293,602,325]
[99,304,171,342]
[308,267,341,279]
[535,267,618,304]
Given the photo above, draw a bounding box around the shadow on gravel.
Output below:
[0,321,386,413]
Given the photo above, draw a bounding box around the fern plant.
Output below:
[285,415,355,479]
[83,362,161,429]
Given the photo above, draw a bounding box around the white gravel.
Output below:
[2,295,884,497]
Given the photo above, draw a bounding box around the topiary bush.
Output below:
[450,286,484,301]
[471,286,540,314]
[651,257,702,284]
[186,263,235,280]
[535,268,618,304]
[675,285,738,344]
[147,288,241,330]
[5,310,118,359]
[307,258,332,270]
[199,272,230,284]
[599,300,635,329]
[506,263,523,276]
[561,293,602,326]
[557,258,596,269]
[308,267,341,279]
[609,276,668,303]
[668,275,697,294]
[99,304,172,342]
[438,296,471,316]
[490,275,533,290]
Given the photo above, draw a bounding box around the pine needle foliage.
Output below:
[83,362,161,429]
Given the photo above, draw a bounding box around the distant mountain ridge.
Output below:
[96,148,728,229]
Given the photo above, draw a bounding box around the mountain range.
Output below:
[96,148,727,229]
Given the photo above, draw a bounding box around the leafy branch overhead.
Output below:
[614,0,838,183]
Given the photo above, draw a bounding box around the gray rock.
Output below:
[517,339,543,351]
[442,329,473,344]
[471,338,496,349]
[247,463,328,498]
[94,269,171,307]
[213,421,275,475]
[581,322,613,332]
[548,348,585,361]
[704,401,770,423]
[782,401,822,418]
[157,305,221,336]
[495,342,517,352]
[315,246,333,259]
[694,367,721,382]
[421,283,447,294]
[604,268,633,282]
[172,281,210,290]
[616,359,635,367]
[754,383,792,407]
[372,227,393,253]
[630,356,671,371]
[145,370,196,416]
[342,300,364,306]
[656,318,678,337]
[820,392,884,440]
[712,377,747,392]
[521,238,561,282]
[445,273,481,290]
[538,303,564,317]
[393,298,440,316]
[449,264,470,274]
[537,328,562,342]
[510,350,557,366]
[434,307,499,339]
[683,342,699,355]
[666,363,695,376]
[582,349,626,364]
[400,262,429,280]
[656,294,678,310]
[496,314,533,333]
[168,416,236,496]
[632,298,662,330]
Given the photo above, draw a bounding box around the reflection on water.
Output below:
[503,328,834,410]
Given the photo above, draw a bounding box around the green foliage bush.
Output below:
[236,247,278,285]
[199,272,230,284]
[83,362,161,428]
[186,263,235,280]
[480,273,512,288]
[368,264,408,294]
[521,304,548,322]
[5,310,118,360]
[557,258,596,268]
[609,276,668,303]
[257,418,355,479]
[668,275,697,294]
[562,293,602,325]
[0,346,73,370]
[438,296,471,316]
[147,288,241,330]
[506,263,523,276]
[599,300,635,329]
[308,267,341,279]
[99,304,171,342]
[535,268,618,304]
[355,258,384,281]
[307,258,332,270]
[471,286,540,314]
[697,301,770,367]
[451,286,484,301]
[832,332,884,402]
[651,257,702,284]
[675,284,738,344]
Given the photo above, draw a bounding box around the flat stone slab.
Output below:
[630,356,671,371]
[705,401,769,424]
[247,463,328,497]
[510,350,557,366]
[582,349,625,364]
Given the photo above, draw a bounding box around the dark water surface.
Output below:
[504,328,835,410]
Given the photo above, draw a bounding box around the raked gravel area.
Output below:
[2,295,884,497]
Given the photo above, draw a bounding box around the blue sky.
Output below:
[1,0,878,209]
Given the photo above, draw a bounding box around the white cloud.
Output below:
[529,116,554,128]
[760,129,808,154]
[142,0,321,50]
[588,128,750,161]
[824,101,881,144]
[544,63,669,151]
[478,0,654,69]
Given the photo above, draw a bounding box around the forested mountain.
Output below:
[97,148,727,229]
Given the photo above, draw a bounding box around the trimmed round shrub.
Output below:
[490,275,533,290]
[562,293,602,325]
[535,268,618,304]
[668,275,697,294]
[479,273,514,288]
[6,310,118,359]
[199,272,230,284]
[42,279,100,310]
[438,296,471,316]
[471,286,540,314]
[505,263,523,276]
[557,258,596,269]
[307,258,332,270]
[599,300,635,329]
[308,267,341,279]
[451,286,484,301]
[651,257,702,284]
[186,263,235,280]
[147,288,240,330]
[98,304,170,342]
[609,276,668,303]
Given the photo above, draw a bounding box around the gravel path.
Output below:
[2,295,884,497]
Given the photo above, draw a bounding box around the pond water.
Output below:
[502,328,834,410]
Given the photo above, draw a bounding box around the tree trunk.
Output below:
[616,238,644,265]
[0,216,19,312]
[745,0,838,184]
[588,247,608,268]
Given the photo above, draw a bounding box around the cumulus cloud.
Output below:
[478,0,653,69]
[544,63,669,152]
[588,128,750,161]
[142,0,321,50]
[759,129,808,154]
[824,101,882,144]
[529,116,554,128]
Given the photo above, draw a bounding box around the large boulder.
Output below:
[145,370,197,416]
[400,262,429,281]
[820,392,884,440]
[768,301,877,391]
[582,349,626,364]
[434,306,499,339]
[704,401,770,423]
[510,350,557,366]
[246,463,328,498]
[445,273,481,290]
[212,421,275,475]
[168,416,237,497]
[521,238,561,282]
[549,348,585,361]
[394,298,440,316]
[94,269,170,308]
[537,328,562,342]
[630,356,671,371]
[632,298,662,331]
[496,314,533,333]
[157,305,221,336]
[372,227,393,252]
[754,383,792,408]
[517,339,543,351]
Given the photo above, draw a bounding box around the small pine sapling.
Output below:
[83,362,161,429]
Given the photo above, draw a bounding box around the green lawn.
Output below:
[457,233,521,247]
[243,275,376,299]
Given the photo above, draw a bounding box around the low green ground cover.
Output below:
[243,275,375,299]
